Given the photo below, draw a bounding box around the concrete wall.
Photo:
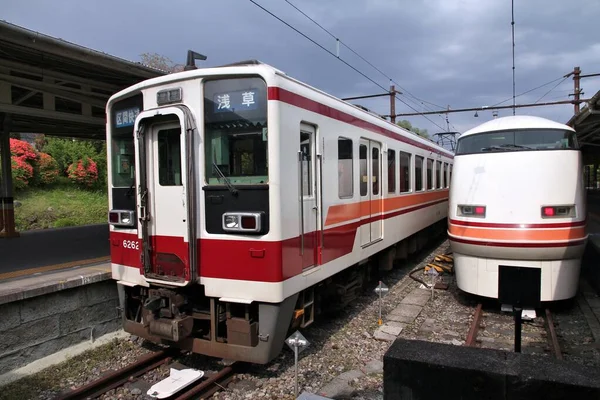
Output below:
[0,280,120,375]
[384,338,600,400]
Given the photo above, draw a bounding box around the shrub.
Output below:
[11,156,34,189]
[37,152,60,185]
[8,138,38,189]
[67,157,98,187]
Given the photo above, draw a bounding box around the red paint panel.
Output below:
[449,237,587,248]
[110,231,142,272]
[268,87,452,158]
[199,239,284,282]
[150,235,190,281]
[449,219,586,229]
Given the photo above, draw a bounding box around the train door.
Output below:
[299,124,319,269]
[359,139,383,247]
[136,109,196,285]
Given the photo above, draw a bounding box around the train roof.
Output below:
[460,115,575,138]
[107,60,453,157]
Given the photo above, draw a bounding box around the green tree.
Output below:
[397,120,429,139]
[140,52,184,73]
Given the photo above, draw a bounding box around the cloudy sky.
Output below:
[3,0,600,142]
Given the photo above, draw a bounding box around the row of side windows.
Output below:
[337,137,452,199]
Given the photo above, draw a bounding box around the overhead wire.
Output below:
[283,0,448,128]
[249,0,447,132]
[534,76,569,104]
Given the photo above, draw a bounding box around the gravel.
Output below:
[11,235,600,399]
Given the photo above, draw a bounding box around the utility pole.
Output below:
[573,66,581,114]
[390,84,396,124]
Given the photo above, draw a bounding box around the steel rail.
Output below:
[465,303,483,347]
[56,349,175,400]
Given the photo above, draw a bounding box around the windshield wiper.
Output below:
[481,144,532,152]
[212,162,238,196]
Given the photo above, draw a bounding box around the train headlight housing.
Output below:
[541,205,575,218]
[458,205,486,218]
[109,209,135,227]
[222,212,262,233]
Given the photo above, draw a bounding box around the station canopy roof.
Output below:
[0,20,166,139]
[568,89,600,151]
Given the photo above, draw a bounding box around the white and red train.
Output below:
[106,59,453,363]
[448,115,587,306]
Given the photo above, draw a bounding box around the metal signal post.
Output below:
[374,281,389,325]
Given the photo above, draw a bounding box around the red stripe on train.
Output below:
[268,87,452,158]
[449,236,587,248]
[449,219,586,229]
[110,199,448,282]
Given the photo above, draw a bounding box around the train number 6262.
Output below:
[123,240,139,250]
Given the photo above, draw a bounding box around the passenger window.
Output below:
[400,151,411,193]
[426,158,433,190]
[449,165,452,187]
[338,137,353,198]
[158,128,182,186]
[360,144,367,196]
[372,147,380,195]
[436,161,442,189]
[415,156,423,191]
[388,149,396,194]
[300,131,312,196]
[443,162,448,188]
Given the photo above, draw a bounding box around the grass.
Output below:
[13,178,108,231]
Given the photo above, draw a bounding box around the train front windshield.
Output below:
[455,129,578,155]
[203,77,269,185]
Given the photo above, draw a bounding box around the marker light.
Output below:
[541,205,574,218]
[222,212,262,233]
[156,88,182,105]
[458,205,486,218]
[109,209,135,227]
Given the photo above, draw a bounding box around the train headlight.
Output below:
[458,205,486,218]
[109,209,135,227]
[222,212,262,233]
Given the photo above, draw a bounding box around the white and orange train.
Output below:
[448,115,587,307]
[106,59,453,364]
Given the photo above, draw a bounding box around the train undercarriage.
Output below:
[117,219,446,364]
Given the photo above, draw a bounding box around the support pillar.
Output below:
[0,113,19,238]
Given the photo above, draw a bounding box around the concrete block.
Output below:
[373,329,396,342]
[0,319,121,375]
[379,324,403,336]
[400,289,431,307]
[20,289,80,323]
[59,299,119,335]
[385,321,406,329]
[318,369,364,399]
[384,338,512,400]
[0,316,59,356]
[79,280,118,306]
[0,302,20,332]
[388,304,422,323]
[384,338,600,400]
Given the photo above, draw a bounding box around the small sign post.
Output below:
[374,281,389,325]
[425,267,439,300]
[286,330,309,398]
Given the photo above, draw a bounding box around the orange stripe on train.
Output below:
[448,224,587,242]
[325,190,449,226]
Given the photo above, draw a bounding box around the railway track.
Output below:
[464,303,563,359]
[56,349,237,400]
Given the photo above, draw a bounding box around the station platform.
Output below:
[0,261,111,305]
[0,223,109,280]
